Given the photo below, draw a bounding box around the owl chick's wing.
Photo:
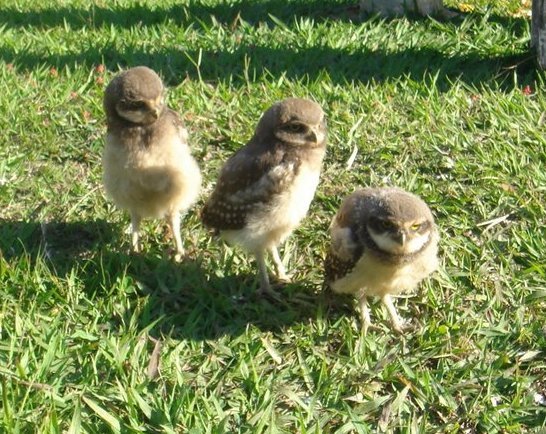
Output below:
[324,190,376,284]
[324,223,363,284]
[202,145,299,230]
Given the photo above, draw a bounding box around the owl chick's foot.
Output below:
[173,250,185,263]
[254,252,282,301]
[256,285,282,301]
[164,245,186,262]
[361,322,382,335]
[272,273,292,284]
[131,241,141,254]
[256,279,283,302]
[391,319,416,335]
[391,320,406,334]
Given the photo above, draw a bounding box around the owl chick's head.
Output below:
[104,66,165,126]
[255,98,327,148]
[364,188,436,256]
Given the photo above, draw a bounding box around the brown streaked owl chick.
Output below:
[201,98,327,295]
[325,187,439,333]
[102,66,201,260]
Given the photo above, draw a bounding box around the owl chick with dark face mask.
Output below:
[325,187,439,333]
[102,66,201,260]
[201,98,328,296]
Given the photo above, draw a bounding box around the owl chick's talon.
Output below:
[392,323,405,335]
[392,319,416,335]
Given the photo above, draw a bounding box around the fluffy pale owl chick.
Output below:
[325,187,439,333]
[201,98,327,295]
[102,66,201,259]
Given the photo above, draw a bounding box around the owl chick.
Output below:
[201,98,327,295]
[325,187,439,333]
[102,66,201,259]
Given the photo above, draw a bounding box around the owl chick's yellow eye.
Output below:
[410,223,421,231]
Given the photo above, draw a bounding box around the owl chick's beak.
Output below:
[311,126,325,145]
[393,230,406,246]
[151,107,160,120]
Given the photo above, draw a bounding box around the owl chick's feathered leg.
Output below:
[166,211,185,261]
[358,295,372,334]
[382,294,405,333]
[270,246,290,282]
[130,212,142,253]
[255,250,276,296]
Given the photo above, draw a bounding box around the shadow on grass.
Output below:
[0,1,530,29]
[0,219,343,340]
[0,1,367,29]
[132,257,337,341]
[0,218,115,264]
[0,1,534,88]
[0,43,535,90]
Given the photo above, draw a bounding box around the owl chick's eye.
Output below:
[283,123,306,134]
[124,100,147,111]
[374,219,395,231]
[382,221,396,231]
[410,223,422,231]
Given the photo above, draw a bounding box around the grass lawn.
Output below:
[1,0,545,432]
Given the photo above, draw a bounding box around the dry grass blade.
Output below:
[345,115,365,170]
[147,336,162,380]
